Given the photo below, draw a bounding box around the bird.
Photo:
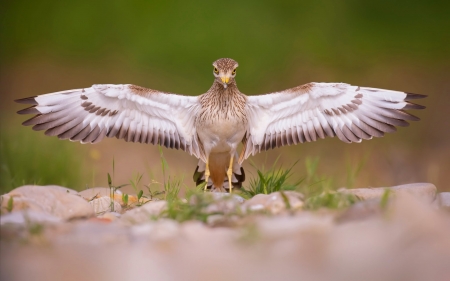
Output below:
[15,58,426,193]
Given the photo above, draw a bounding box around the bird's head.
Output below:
[212,58,238,89]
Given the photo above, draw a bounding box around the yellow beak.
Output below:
[221,77,230,84]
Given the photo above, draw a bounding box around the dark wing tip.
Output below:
[17,106,40,115]
[22,115,41,126]
[15,96,38,105]
[403,102,426,110]
[405,93,427,101]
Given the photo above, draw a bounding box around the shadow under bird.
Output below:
[15,58,426,193]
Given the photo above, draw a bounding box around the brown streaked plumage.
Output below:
[15,58,426,193]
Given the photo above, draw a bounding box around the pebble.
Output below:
[79,187,121,200]
[242,191,304,214]
[434,192,450,208]
[89,196,122,215]
[336,199,383,223]
[96,212,121,222]
[121,201,167,225]
[130,220,180,241]
[1,185,94,220]
[0,210,61,225]
[203,193,246,214]
[209,192,246,203]
[78,187,145,207]
[42,185,79,195]
[338,182,436,203]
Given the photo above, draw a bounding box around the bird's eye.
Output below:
[232,69,236,75]
[214,67,219,74]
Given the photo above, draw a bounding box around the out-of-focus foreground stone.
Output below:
[1,183,449,281]
[1,185,94,220]
[338,182,437,202]
[435,192,450,208]
[242,191,304,214]
[120,201,168,225]
[89,196,122,215]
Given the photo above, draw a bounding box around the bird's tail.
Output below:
[193,153,245,192]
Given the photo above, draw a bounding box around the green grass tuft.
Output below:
[241,159,302,198]
[304,191,360,210]
[159,189,241,223]
[241,156,362,210]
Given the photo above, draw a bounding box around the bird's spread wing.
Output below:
[241,82,426,161]
[16,84,203,157]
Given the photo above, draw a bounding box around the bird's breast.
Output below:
[196,115,247,153]
[196,89,248,153]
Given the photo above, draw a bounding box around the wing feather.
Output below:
[16,84,201,158]
[243,82,425,161]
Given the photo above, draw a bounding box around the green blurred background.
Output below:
[1,0,449,194]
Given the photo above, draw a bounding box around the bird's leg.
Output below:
[204,158,210,191]
[227,155,234,194]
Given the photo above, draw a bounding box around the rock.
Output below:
[89,196,122,214]
[203,193,245,214]
[79,187,121,200]
[434,192,450,208]
[130,220,180,241]
[121,201,167,225]
[338,183,436,203]
[0,210,61,225]
[42,185,78,195]
[96,212,121,222]
[336,199,383,223]
[54,220,130,245]
[79,187,146,207]
[242,191,304,214]
[209,192,246,203]
[1,185,94,220]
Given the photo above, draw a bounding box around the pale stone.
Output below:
[79,187,147,207]
[89,196,122,214]
[203,193,246,215]
[242,191,304,214]
[130,220,180,240]
[42,185,78,195]
[338,182,436,203]
[121,201,167,224]
[79,187,121,200]
[1,185,94,220]
[0,210,61,225]
[209,192,246,203]
[434,192,450,208]
[96,212,121,221]
[336,199,383,223]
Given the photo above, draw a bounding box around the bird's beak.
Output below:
[221,76,230,84]
[220,76,230,88]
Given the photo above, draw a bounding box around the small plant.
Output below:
[0,195,14,215]
[6,196,14,213]
[304,190,360,210]
[130,172,143,195]
[136,190,144,206]
[380,188,392,209]
[122,193,129,207]
[144,182,165,201]
[153,147,183,202]
[159,191,222,223]
[241,159,302,198]
[107,158,129,212]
